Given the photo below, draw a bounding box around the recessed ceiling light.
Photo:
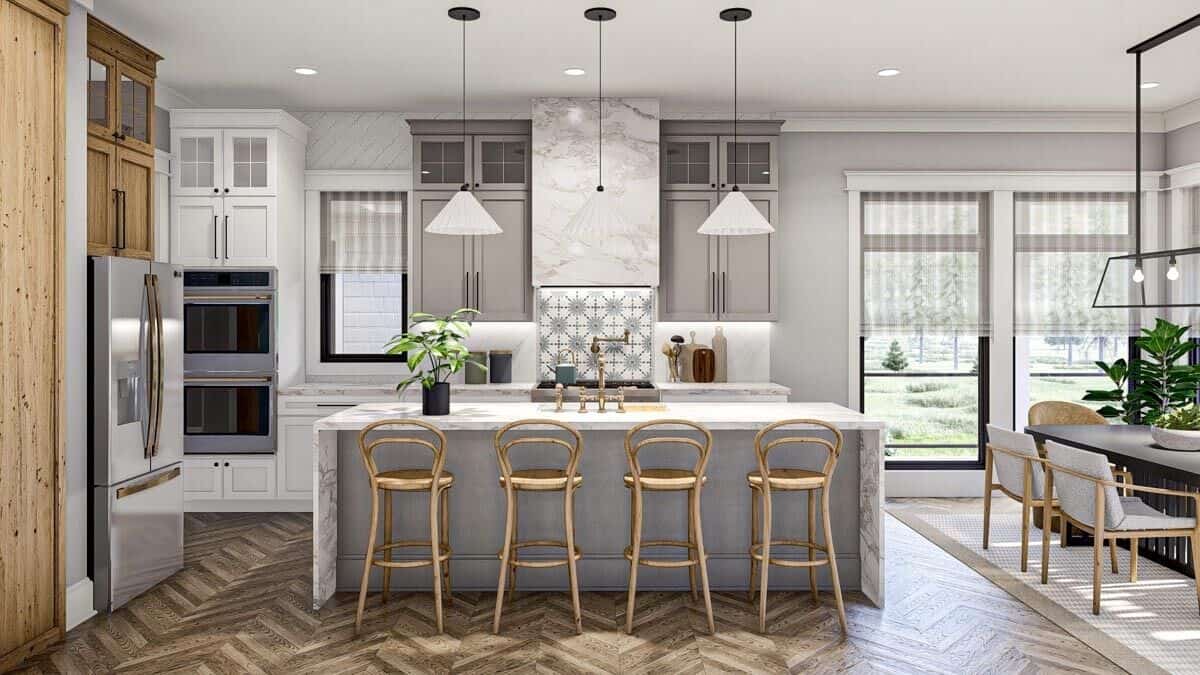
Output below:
[563,67,586,76]
[1141,81,1160,89]
[877,68,901,77]
[293,67,318,76]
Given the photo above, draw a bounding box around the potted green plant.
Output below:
[384,308,485,415]
[1084,318,1200,425]
[1151,404,1200,451]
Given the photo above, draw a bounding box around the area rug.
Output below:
[888,502,1200,675]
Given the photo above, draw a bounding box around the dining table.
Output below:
[1026,423,1200,577]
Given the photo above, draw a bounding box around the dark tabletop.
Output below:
[1025,424,1200,479]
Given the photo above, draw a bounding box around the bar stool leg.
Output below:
[441,488,453,604]
[758,487,772,634]
[821,486,848,635]
[692,485,715,635]
[564,486,583,634]
[687,488,698,601]
[807,489,818,603]
[748,486,759,602]
[430,488,445,634]
[355,487,381,633]
[625,488,643,635]
[508,494,519,601]
[382,493,393,604]
[493,487,516,634]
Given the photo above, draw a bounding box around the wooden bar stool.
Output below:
[747,419,847,635]
[493,419,584,635]
[354,419,453,634]
[623,419,715,635]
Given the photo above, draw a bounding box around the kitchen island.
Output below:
[311,401,886,610]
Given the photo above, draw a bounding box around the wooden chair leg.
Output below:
[748,486,759,603]
[441,488,452,604]
[1040,504,1052,585]
[382,493,393,604]
[1130,537,1139,583]
[625,488,643,635]
[758,488,772,634]
[430,489,444,634]
[1190,534,1200,615]
[982,451,993,549]
[822,486,848,635]
[1109,538,1119,574]
[564,487,583,635]
[808,489,819,604]
[493,488,516,634]
[508,492,519,601]
[687,488,698,601]
[1020,496,1031,573]
[356,488,380,633]
[1092,489,1105,615]
[692,486,715,635]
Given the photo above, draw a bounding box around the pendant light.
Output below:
[426,7,502,236]
[698,8,774,236]
[562,7,636,242]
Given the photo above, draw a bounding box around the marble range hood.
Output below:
[531,97,660,286]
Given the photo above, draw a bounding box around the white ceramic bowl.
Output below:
[1150,426,1200,451]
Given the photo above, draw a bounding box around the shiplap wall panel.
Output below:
[294,112,412,170]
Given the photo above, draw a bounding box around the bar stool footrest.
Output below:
[371,541,452,568]
[498,539,582,568]
[625,540,702,568]
[750,540,829,568]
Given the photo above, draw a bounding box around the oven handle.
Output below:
[183,294,273,301]
[186,375,273,383]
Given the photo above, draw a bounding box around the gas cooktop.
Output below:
[536,380,655,389]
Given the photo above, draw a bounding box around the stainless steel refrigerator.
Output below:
[90,256,184,612]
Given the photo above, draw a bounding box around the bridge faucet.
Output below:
[590,329,630,412]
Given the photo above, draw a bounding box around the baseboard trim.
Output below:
[184,499,312,513]
[66,578,96,631]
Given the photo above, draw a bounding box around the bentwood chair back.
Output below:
[492,419,585,635]
[1042,440,1200,614]
[623,419,715,635]
[1028,401,1107,427]
[747,419,847,634]
[354,419,453,634]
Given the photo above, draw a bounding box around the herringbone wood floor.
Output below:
[15,508,1124,674]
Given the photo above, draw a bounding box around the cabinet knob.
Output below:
[224,462,230,467]
[474,182,480,188]
[710,183,716,188]
[223,188,230,193]
[720,183,726,188]
[212,462,219,467]
[212,188,219,194]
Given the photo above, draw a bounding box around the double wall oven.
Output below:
[183,269,276,454]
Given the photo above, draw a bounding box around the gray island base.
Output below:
[312,402,885,610]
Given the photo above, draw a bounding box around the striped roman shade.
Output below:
[319,191,407,274]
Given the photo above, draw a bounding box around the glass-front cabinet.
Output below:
[172,129,277,197]
[718,135,778,190]
[174,129,221,196]
[414,135,530,191]
[473,135,528,190]
[662,136,718,191]
[86,45,115,139]
[415,136,470,190]
[116,64,154,154]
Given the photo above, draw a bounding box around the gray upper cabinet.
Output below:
[473,135,529,190]
[414,136,471,190]
[413,191,470,317]
[662,136,718,191]
[718,135,778,191]
[717,191,776,319]
[660,192,719,320]
[473,191,532,320]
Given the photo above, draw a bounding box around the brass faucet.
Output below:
[590,329,630,413]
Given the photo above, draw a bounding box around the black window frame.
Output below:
[860,336,989,470]
[319,272,408,363]
[1013,335,1137,426]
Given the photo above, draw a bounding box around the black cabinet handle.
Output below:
[212,215,219,259]
[722,271,727,314]
[223,215,229,259]
[121,190,127,249]
[711,272,717,314]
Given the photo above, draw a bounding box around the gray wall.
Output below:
[1168,121,1200,169]
[154,105,170,152]
[771,131,1165,405]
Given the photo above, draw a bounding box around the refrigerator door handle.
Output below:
[115,466,181,500]
[149,275,165,457]
[142,273,159,459]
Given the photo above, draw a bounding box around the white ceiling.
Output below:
[95,0,1200,115]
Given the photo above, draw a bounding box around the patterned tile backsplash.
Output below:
[537,288,654,381]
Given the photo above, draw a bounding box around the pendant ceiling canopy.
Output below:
[563,7,635,242]
[697,7,774,237]
[1092,11,1200,308]
[426,6,502,237]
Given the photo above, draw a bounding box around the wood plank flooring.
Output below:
[15,507,1125,674]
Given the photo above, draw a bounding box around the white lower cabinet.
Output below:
[276,415,323,500]
[183,455,291,510]
[223,457,276,499]
[184,458,224,500]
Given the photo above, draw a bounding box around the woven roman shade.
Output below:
[320,191,407,274]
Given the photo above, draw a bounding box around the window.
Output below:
[319,192,408,362]
[1013,193,1135,422]
[859,192,990,467]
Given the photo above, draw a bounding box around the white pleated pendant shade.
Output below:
[697,189,774,235]
[563,188,638,242]
[425,190,503,235]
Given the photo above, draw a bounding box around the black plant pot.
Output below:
[422,382,450,416]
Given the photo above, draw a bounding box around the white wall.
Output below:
[1168,121,1200,169]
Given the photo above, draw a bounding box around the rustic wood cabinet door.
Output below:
[0,0,66,669]
[87,135,117,255]
[115,147,154,259]
[86,44,116,140]
[114,61,154,155]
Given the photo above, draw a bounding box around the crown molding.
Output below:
[1165,98,1200,132]
[171,108,309,141]
[155,83,194,111]
[844,170,1166,193]
[779,110,1165,134]
[1166,162,1200,190]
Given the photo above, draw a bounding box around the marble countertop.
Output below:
[313,400,883,432]
[656,382,790,395]
[280,381,790,398]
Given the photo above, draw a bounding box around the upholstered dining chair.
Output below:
[1041,441,1200,615]
[983,425,1066,572]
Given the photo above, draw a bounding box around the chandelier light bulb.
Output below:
[1132,265,1145,284]
[1167,257,1180,281]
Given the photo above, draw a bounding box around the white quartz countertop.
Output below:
[280,381,790,398]
[656,382,790,395]
[313,401,883,432]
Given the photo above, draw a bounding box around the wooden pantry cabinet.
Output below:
[0,0,68,670]
[86,15,161,259]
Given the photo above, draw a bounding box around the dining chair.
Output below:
[1041,440,1200,614]
[983,424,1070,572]
[1028,400,1108,427]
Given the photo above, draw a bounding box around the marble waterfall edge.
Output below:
[531,97,659,286]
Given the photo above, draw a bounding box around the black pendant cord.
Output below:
[1134,50,1141,260]
[461,17,468,192]
[731,16,740,192]
[597,16,603,192]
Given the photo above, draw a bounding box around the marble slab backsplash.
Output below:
[531,97,659,286]
[537,287,654,381]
